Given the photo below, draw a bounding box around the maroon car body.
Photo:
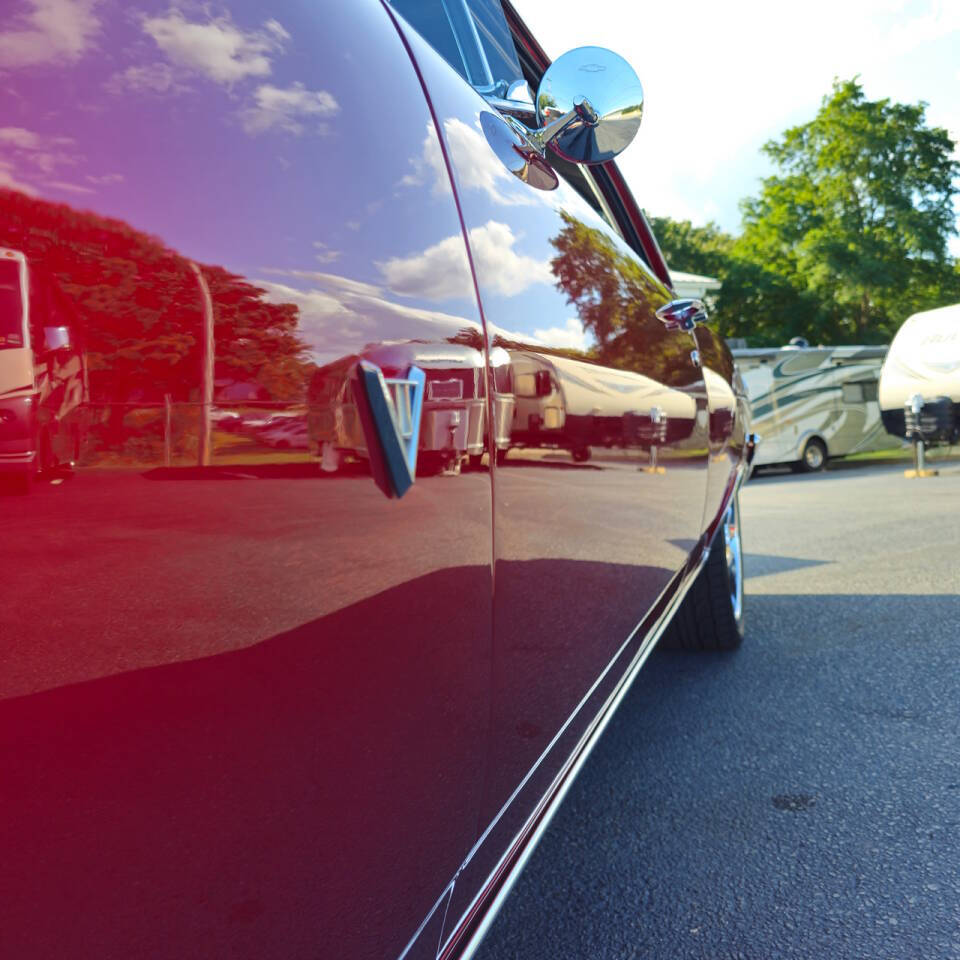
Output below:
[0,1,750,957]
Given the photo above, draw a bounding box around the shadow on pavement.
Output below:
[476,592,960,960]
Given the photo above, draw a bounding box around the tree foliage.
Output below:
[656,79,960,346]
[547,212,694,384]
[0,188,310,403]
[647,216,735,281]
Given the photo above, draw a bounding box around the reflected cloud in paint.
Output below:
[0,0,100,69]
[379,221,551,301]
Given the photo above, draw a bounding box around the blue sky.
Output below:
[517,0,960,256]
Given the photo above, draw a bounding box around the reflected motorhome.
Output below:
[0,247,88,488]
[733,345,898,471]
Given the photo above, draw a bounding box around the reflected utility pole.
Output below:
[190,262,214,467]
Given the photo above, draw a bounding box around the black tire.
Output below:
[662,496,744,651]
[796,437,826,473]
[571,445,591,463]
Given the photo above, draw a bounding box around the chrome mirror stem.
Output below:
[503,103,590,160]
[493,46,643,168]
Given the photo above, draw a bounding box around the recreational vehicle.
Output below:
[508,351,697,461]
[878,303,960,445]
[0,248,88,489]
[309,340,514,473]
[733,345,898,471]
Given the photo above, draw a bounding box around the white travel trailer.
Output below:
[308,340,515,474]
[878,303,960,445]
[508,351,698,461]
[733,345,899,471]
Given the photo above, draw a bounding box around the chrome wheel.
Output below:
[802,438,825,471]
[723,499,743,627]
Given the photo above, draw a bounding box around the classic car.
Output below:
[0,0,753,957]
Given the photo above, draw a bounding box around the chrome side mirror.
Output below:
[505,47,643,166]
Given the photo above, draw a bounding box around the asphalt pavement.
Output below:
[475,463,960,960]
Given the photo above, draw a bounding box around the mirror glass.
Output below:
[536,46,644,165]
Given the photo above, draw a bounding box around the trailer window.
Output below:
[0,258,25,349]
[842,381,878,403]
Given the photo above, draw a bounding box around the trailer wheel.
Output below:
[661,495,744,651]
[796,437,826,472]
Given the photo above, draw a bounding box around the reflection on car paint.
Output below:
[389,21,718,949]
[0,3,493,959]
[0,0,748,957]
[0,247,89,485]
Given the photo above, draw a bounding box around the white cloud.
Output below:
[263,19,290,43]
[0,126,80,183]
[0,127,46,149]
[0,0,100,68]
[0,159,37,196]
[400,117,537,205]
[257,275,482,367]
[106,62,187,96]
[143,10,287,86]
[313,241,341,264]
[266,270,383,300]
[443,116,536,206]
[378,220,551,301]
[533,318,589,351]
[85,172,123,185]
[241,82,339,135]
[400,123,450,195]
[45,179,94,195]
[515,0,960,241]
[379,233,472,301]
[468,220,552,296]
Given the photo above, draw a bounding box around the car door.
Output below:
[0,3,490,958]
[387,1,711,945]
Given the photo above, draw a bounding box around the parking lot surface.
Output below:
[477,464,960,960]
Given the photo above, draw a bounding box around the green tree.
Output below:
[646,216,735,280]
[738,78,960,343]
[646,215,814,346]
[545,211,694,384]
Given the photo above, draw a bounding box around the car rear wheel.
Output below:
[661,495,744,651]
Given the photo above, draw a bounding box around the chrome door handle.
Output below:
[655,298,708,332]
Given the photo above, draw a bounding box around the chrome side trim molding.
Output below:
[438,564,700,959]
[395,882,454,960]
[437,450,753,960]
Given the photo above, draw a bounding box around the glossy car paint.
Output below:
[1,3,493,958]
[1,1,749,958]
[387,16,722,952]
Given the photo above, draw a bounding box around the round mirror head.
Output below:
[536,46,643,165]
